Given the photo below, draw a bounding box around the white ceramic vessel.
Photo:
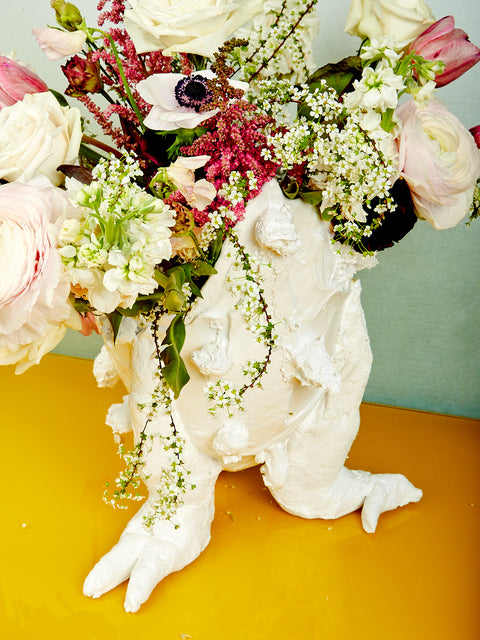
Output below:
[84,180,422,612]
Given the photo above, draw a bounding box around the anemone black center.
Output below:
[174,75,212,112]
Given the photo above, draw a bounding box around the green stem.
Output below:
[82,134,123,158]
[91,27,145,130]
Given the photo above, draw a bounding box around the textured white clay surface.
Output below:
[84,180,422,612]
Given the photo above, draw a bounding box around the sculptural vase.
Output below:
[85,180,422,613]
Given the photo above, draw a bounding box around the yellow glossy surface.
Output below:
[1,354,479,639]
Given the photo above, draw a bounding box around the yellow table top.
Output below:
[1,354,479,639]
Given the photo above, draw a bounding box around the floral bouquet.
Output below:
[0,0,479,520]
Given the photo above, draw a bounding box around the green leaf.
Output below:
[319,209,335,222]
[161,314,190,398]
[190,260,217,277]
[307,56,362,96]
[164,289,185,313]
[118,303,141,317]
[49,88,69,107]
[300,190,323,206]
[208,228,225,264]
[106,310,123,342]
[154,269,170,288]
[78,142,107,166]
[282,179,300,199]
[380,108,396,133]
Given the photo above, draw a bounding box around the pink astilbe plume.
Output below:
[79,0,174,148]
[183,99,280,225]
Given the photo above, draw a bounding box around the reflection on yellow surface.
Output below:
[1,354,479,639]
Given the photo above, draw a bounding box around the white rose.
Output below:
[397,97,480,229]
[0,91,82,186]
[33,27,87,61]
[124,0,264,57]
[345,0,435,45]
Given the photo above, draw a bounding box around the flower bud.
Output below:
[408,16,480,87]
[51,0,83,32]
[61,53,102,97]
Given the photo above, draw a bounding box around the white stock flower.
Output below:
[124,0,264,57]
[0,91,82,186]
[353,63,405,111]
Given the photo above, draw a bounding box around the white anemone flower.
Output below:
[137,70,247,131]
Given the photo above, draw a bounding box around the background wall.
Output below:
[2,1,479,417]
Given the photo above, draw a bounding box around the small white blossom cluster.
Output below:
[238,0,318,84]
[205,378,244,416]
[260,81,397,230]
[218,170,258,206]
[58,156,175,313]
[103,432,152,509]
[225,247,269,339]
[143,432,191,529]
[197,204,239,249]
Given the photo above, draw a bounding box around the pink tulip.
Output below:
[408,16,480,87]
[0,56,48,109]
[470,125,480,149]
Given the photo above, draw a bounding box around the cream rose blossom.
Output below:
[345,0,435,45]
[397,97,480,229]
[0,91,82,186]
[0,182,76,373]
[124,0,264,57]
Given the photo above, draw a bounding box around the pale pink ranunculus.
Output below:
[397,97,480,229]
[0,55,48,109]
[408,16,480,87]
[0,182,73,373]
[33,27,87,61]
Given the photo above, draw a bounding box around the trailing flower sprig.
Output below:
[206,227,277,417]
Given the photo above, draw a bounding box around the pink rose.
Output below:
[0,182,73,373]
[33,27,87,61]
[408,16,480,87]
[0,55,48,109]
[397,97,480,229]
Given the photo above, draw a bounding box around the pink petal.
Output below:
[409,16,455,51]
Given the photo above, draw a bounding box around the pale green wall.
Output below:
[360,219,480,418]
[3,0,480,417]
